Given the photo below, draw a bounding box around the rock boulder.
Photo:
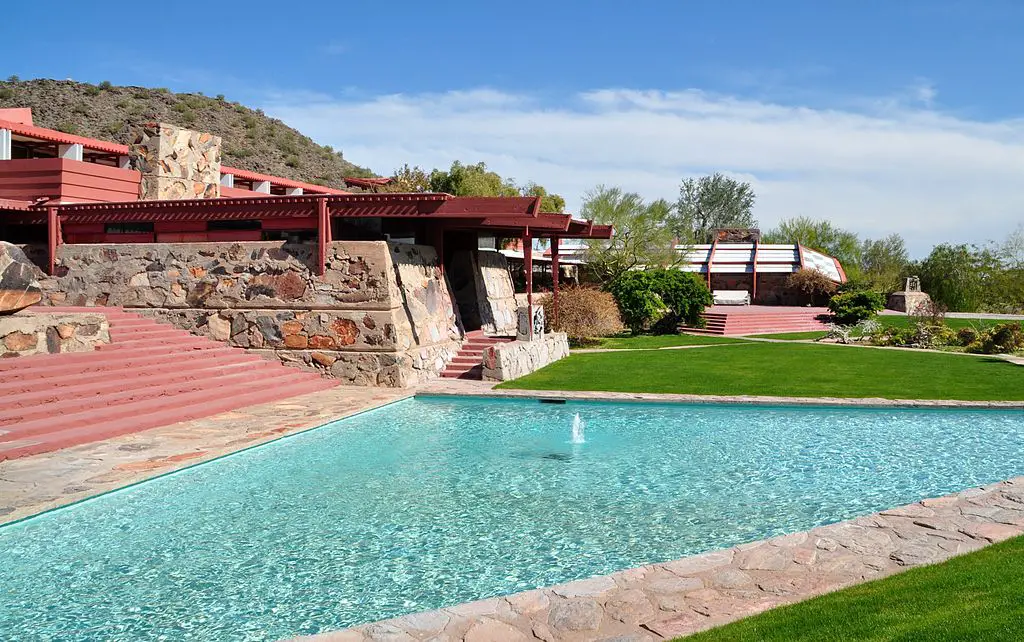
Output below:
[0,242,42,314]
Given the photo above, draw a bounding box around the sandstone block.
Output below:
[0,242,43,314]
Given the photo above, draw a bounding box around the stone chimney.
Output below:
[128,123,222,200]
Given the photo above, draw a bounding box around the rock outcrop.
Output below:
[0,242,42,314]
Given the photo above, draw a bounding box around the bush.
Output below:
[609,269,712,334]
[956,327,979,346]
[967,323,1024,354]
[609,271,666,334]
[828,290,885,325]
[909,300,948,327]
[98,80,113,90]
[542,287,624,343]
[786,268,838,304]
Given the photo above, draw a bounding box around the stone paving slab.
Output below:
[0,386,409,525]
[295,477,1024,642]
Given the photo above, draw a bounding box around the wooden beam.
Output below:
[316,198,328,276]
[551,236,560,328]
[524,227,534,333]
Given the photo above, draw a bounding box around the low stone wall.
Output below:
[41,241,462,386]
[1,310,109,358]
[482,333,569,381]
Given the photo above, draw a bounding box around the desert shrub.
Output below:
[543,287,624,343]
[909,300,948,327]
[648,269,713,332]
[609,269,712,334]
[98,80,113,90]
[828,290,885,325]
[967,322,1024,354]
[956,327,979,346]
[786,268,837,303]
[609,271,667,334]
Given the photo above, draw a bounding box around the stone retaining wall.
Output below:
[481,333,569,381]
[0,310,109,358]
[42,241,462,386]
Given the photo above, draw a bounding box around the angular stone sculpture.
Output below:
[0,242,42,314]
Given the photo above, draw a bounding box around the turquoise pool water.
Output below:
[1,397,1022,640]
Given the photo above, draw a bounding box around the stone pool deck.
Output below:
[0,386,409,525]
[298,477,1024,642]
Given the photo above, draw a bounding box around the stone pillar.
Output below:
[129,122,222,200]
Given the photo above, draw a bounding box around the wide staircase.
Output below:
[0,307,337,461]
[687,306,832,336]
[440,330,515,380]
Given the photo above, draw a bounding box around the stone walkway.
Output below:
[297,477,1024,642]
[0,386,409,525]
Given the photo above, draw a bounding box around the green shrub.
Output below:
[542,286,624,343]
[609,269,712,334]
[609,271,666,334]
[967,323,1024,354]
[98,80,112,90]
[0,87,12,100]
[6,75,20,83]
[828,290,885,325]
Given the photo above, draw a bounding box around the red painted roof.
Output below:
[0,112,349,194]
[0,198,33,211]
[221,166,349,195]
[0,118,129,155]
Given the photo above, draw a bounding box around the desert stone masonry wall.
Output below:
[129,122,222,200]
[42,241,462,386]
[0,310,109,358]
[481,333,570,381]
[449,249,518,335]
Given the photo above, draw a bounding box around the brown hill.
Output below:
[0,78,374,188]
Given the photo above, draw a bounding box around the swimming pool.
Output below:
[1,396,1022,640]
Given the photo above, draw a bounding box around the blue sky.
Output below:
[4,1,1023,254]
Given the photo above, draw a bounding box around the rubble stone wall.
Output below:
[129,122,222,200]
[42,241,462,386]
[481,333,569,382]
[0,311,109,358]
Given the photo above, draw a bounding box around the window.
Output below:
[207,219,261,231]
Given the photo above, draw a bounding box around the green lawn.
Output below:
[746,331,827,341]
[497,342,1024,400]
[593,333,746,349]
[681,535,1024,642]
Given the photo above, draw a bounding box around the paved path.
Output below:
[0,386,408,525]
[297,477,1024,642]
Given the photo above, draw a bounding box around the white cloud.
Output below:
[262,88,1024,256]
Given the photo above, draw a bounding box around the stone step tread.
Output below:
[0,347,258,381]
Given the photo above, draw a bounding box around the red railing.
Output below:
[0,158,141,204]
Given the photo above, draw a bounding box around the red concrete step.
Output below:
[0,347,253,382]
[441,365,483,379]
[1,371,331,441]
[450,356,482,366]
[0,360,285,408]
[0,377,338,461]
[0,368,314,426]
[96,336,213,351]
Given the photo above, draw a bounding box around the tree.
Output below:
[917,244,987,312]
[581,186,678,284]
[384,164,430,192]
[860,234,909,293]
[673,173,757,243]
[763,216,863,276]
[424,161,565,211]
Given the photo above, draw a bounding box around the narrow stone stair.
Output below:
[0,307,337,461]
[440,330,515,380]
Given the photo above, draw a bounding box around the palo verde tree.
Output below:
[673,173,757,243]
[581,185,678,284]
[763,216,863,277]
